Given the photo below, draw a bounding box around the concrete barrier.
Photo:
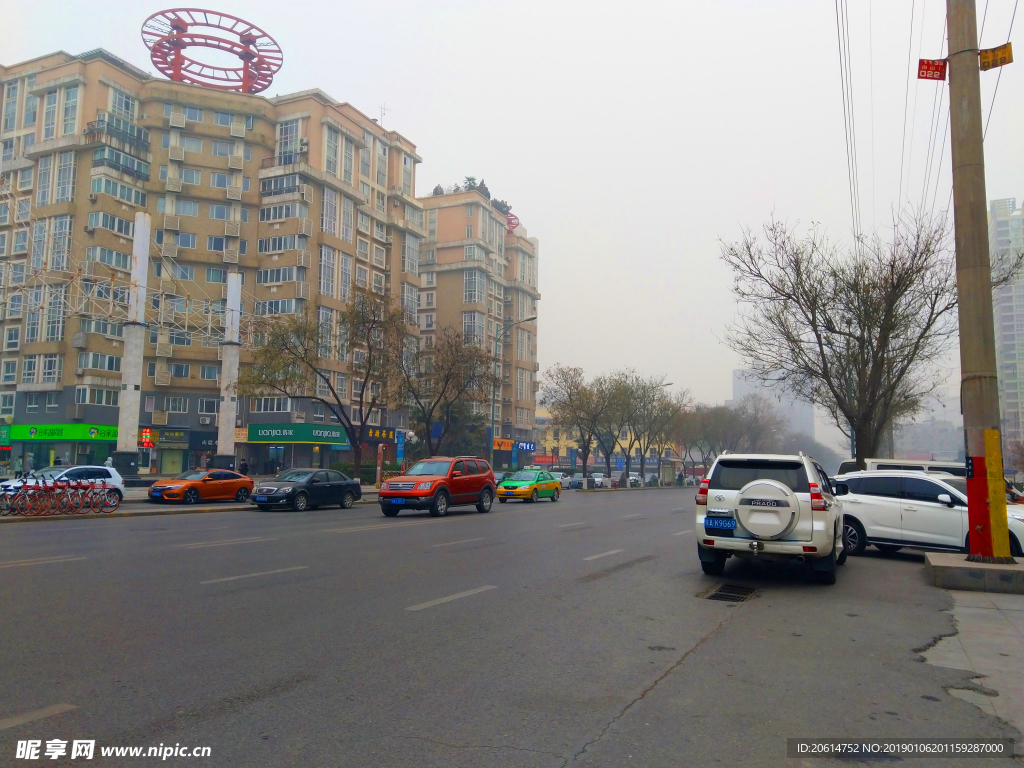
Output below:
[924,551,1024,594]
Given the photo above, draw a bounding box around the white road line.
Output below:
[672,529,694,536]
[623,514,645,520]
[200,566,307,585]
[431,538,485,547]
[559,522,586,528]
[406,585,498,612]
[137,526,229,535]
[583,549,624,561]
[177,536,276,549]
[0,556,87,569]
[0,703,77,730]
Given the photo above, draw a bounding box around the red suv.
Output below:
[378,457,496,517]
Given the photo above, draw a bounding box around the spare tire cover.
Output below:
[735,479,799,540]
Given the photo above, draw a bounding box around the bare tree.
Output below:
[396,327,498,456]
[723,215,963,469]
[238,289,405,476]
[632,380,690,482]
[540,365,610,479]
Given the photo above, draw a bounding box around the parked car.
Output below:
[568,472,585,489]
[378,457,496,517]
[496,469,561,503]
[2,465,125,503]
[592,472,607,488]
[836,470,1024,556]
[251,468,360,511]
[558,472,572,489]
[151,469,254,504]
[696,453,846,584]
[836,457,966,476]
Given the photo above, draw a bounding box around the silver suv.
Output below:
[696,452,846,584]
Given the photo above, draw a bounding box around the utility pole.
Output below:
[946,0,1013,560]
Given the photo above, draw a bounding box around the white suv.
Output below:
[835,470,1024,557]
[696,453,846,584]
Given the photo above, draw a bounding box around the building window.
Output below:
[277,119,299,162]
[171,363,190,378]
[373,245,385,268]
[402,234,419,275]
[319,245,335,297]
[209,203,230,220]
[0,393,13,416]
[340,253,352,301]
[25,393,39,413]
[251,396,290,413]
[463,311,484,346]
[46,391,59,412]
[343,137,354,184]
[372,272,385,294]
[1,359,15,383]
[166,396,188,413]
[55,151,76,202]
[212,140,231,157]
[198,398,219,414]
[341,197,353,242]
[1,81,18,132]
[325,126,339,176]
[321,188,338,235]
[210,172,229,188]
[464,269,484,304]
[111,89,136,121]
[200,365,220,380]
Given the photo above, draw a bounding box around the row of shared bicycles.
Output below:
[0,474,120,516]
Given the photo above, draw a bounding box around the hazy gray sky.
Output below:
[4,0,1021,446]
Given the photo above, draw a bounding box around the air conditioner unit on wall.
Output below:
[199,416,211,425]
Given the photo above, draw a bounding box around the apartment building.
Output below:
[0,48,422,474]
[991,197,1024,448]
[418,189,540,463]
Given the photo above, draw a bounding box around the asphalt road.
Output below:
[0,489,1019,767]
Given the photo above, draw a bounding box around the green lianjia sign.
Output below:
[247,423,350,446]
[9,424,118,442]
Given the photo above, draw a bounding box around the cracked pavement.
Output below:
[1,490,1019,766]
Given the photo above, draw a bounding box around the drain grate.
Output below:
[705,583,756,602]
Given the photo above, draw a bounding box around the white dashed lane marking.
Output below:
[200,566,308,585]
[406,585,498,611]
[0,703,77,730]
[0,556,87,569]
[672,530,694,536]
[583,550,624,561]
[176,537,276,549]
[432,538,485,548]
[559,522,586,528]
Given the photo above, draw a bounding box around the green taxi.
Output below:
[497,470,560,503]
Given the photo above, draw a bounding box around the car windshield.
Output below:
[276,470,313,482]
[406,460,453,476]
[508,471,539,482]
[174,471,207,481]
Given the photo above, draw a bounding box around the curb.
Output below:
[0,498,378,523]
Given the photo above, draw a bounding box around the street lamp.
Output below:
[490,315,538,467]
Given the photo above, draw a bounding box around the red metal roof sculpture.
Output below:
[142,8,283,94]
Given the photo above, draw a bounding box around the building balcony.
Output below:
[387,211,427,237]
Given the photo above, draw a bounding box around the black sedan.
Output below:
[251,469,361,511]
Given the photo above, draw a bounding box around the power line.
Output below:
[903,0,929,210]
[834,0,863,245]
[869,0,876,228]
[897,0,917,211]
[920,18,948,210]
[983,0,1018,139]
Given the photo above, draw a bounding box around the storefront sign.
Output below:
[517,442,536,452]
[0,426,9,447]
[234,427,248,442]
[534,455,557,464]
[189,432,218,450]
[363,428,396,443]
[247,423,351,447]
[493,438,514,451]
[138,427,155,448]
[156,429,189,448]
[11,424,118,442]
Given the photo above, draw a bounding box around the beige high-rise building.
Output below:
[418,189,540,464]
[0,48,422,473]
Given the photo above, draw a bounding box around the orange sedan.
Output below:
[149,470,254,504]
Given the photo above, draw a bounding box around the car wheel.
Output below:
[292,492,309,511]
[875,543,902,554]
[498,498,507,504]
[235,488,250,502]
[529,489,539,504]
[341,491,355,509]
[551,488,559,502]
[701,559,726,576]
[184,488,200,505]
[430,491,449,517]
[814,541,838,585]
[382,505,400,517]
[476,488,493,513]
[843,517,867,556]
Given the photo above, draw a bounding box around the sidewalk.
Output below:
[923,590,1024,732]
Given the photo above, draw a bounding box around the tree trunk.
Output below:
[581,446,590,479]
[351,441,362,480]
[639,455,646,485]
[604,453,613,482]
[854,423,877,471]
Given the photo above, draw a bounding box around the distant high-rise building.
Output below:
[990,198,1024,446]
[729,370,815,439]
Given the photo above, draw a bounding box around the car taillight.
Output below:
[809,482,826,511]
[695,479,710,506]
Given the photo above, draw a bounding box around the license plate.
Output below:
[255,496,267,502]
[151,491,161,497]
[705,517,737,530]
[390,498,404,505]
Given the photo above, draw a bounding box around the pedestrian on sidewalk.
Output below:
[103,456,113,468]
[239,459,249,476]
[14,456,22,479]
